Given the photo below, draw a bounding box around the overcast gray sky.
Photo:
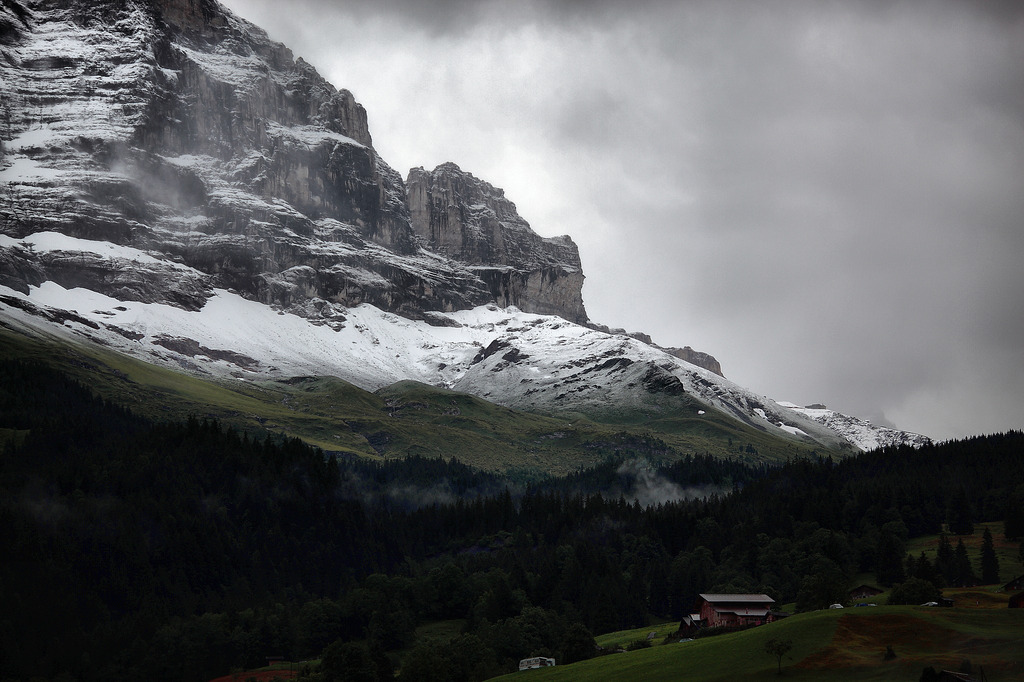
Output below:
[219,0,1024,441]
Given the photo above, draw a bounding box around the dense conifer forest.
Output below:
[1,359,1022,681]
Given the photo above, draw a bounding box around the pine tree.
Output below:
[912,551,941,589]
[1004,485,1024,540]
[935,532,955,585]
[954,538,976,587]
[905,553,919,580]
[947,488,974,536]
[980,527,1000,584]
[875,528,907,587]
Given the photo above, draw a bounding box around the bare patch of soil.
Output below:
[796,613,963,669]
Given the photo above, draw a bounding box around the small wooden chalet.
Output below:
[1002,575,1024,592]
[849,584,883,602]
[1009,591,1024,609]
[697,593,775,627]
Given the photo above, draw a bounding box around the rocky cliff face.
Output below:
[406,163,587,324]
[0,0,584,323]
[584,327,724,377]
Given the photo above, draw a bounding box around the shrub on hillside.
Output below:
[886,577,941,605]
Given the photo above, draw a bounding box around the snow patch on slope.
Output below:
[0,232,201,273]
[0,282,897,452]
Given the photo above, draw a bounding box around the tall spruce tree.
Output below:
[980,527,999,584]
[911,551,941,589]
[935,532,955,585]
[876,529,907,587]
[948,489,974,536]
[954,538,976,587]
[1005,485,1024,540]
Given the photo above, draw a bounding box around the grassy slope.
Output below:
[906,522,1024,587]
[593,621,680,650]
[835,522,1024,613]
[495,606,1024,681]
[0,323,840,473]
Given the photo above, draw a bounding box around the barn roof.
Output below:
[699,593,775,604]
[1001,575,1024,590]
[849,584,883,594]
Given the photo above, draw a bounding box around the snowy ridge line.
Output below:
[0,281,927,452]
[779,402,931,452]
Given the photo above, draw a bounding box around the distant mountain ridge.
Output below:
[0,0,928,455]
[778,402,931,452]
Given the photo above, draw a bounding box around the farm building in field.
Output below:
[1002,575,1024,592]
[1009,591,1024,609]
[697,594,775,627]
[849,584,883,601]
[519,657,555,670]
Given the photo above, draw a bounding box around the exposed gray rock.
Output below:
[0,0,487,318]
[406,163,587,324]
[585,324,724,377]
[665,346,724,377]
[0,0,598,327]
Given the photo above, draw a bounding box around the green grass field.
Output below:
[593,621,679,651]
[495,605,1024,681]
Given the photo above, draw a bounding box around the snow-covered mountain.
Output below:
[0,0,929,455]
[777,402,931,452]
[0,257,919,454]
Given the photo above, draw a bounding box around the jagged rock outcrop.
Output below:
[0,0,593,325]
[665,346,723,377]
[621,332,723,376]
[406,163,587,324]
[584,325,723,377]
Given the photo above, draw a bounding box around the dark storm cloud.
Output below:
[260,0,669,33]
[221,0,1024,440]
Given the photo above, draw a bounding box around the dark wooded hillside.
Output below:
[1,359,1021,681]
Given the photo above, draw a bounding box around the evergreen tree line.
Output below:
[1,359,1022,682]
[889,525,1004,607]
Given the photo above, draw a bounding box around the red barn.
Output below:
[697,593,775,627]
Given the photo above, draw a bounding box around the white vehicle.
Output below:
[519,657,556,671]
[828,603,844,609]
